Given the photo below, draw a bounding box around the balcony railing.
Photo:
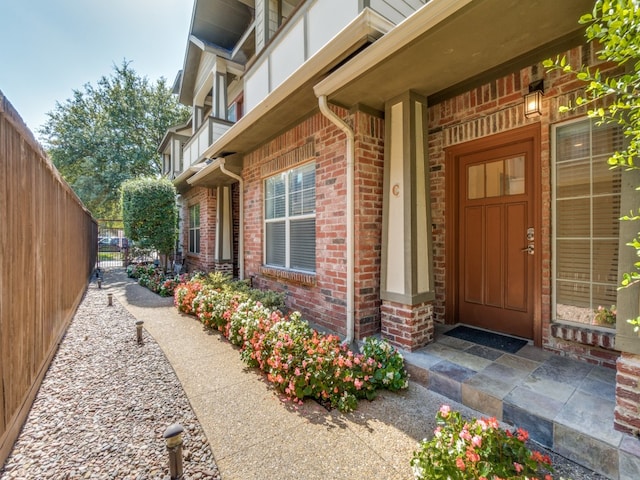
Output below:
[182,115,233,169]
[243,0,427,113]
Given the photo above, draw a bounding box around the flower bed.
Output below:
[126,263,189,297]
[174,273,409,412]
[411,406,555,480]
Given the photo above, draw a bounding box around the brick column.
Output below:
[381,300,434,350]
[615,353,640,434]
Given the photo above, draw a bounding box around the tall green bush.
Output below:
[121,177,177,265]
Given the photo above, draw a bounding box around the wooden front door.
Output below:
[447,126,540,340]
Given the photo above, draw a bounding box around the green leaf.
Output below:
[40,60,190,217]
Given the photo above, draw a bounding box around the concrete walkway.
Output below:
[105,269,455,480]
[103,269,602,480]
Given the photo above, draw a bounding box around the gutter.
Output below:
[317,95,355,348]
[218,158,245,280]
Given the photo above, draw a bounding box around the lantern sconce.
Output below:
[524,79,544,118]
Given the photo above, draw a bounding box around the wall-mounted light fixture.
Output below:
[524,79,544,118]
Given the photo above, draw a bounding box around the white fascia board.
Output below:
[200,7,394,159]
[313,0,472,97]
[187,158,222,185]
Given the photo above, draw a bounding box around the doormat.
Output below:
[444,326,527,354]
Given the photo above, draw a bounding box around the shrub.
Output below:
[127,263,155,279]
[159,276,187,297]
[361,336,409,391]
[411,406,554,480]
[228,300,273,348]
[172,277,410,412]
[174,281,203,315]
[121,177,177,263]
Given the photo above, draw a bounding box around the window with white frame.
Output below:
[189,204,200,254]
[264,162,315,272]
[553,118,623,327]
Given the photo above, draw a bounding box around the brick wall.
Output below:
[353,111,385,338]
[182,186,217,273]
[243,107,385,338]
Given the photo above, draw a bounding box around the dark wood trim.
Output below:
[444,123,542,345]
[444,148,459,325]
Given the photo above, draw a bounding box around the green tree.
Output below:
[121,177,177,268]
[544,0,640,331]
[40,61,190,218]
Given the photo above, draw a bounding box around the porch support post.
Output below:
[193,105,204,133]
[214,185,233,275]
[614,166,640,437]
[380,90,435,350]
[212,58,228,120]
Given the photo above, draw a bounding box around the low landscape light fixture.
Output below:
[136,320,144,345]
[107,293,113,306]
[163,423,185,480]
[524,80,544,118]
[97,278,102,289]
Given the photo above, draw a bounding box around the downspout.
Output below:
[318,95,355,347]
[219,158,244,280]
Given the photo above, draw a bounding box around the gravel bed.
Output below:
[0,284,219,480]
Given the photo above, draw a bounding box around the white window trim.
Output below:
[550,116,620,326]
[189,204,201,254]
[263,162,316,273]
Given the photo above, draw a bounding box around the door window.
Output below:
[467,156,525,199]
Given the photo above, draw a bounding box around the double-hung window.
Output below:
[189,204,201,254]
[264,162,316,272]
[553,118,623,327]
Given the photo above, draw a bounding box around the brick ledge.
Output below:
[551,323,617,351]
[260,266,316,286]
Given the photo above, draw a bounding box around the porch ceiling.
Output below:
[187,155,243,188]
[315,0,594,108]
[202,8,392,158]
[205,0,593,158]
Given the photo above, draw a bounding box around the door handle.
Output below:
[521,244,534,255]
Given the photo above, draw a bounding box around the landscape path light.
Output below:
[163,423,185,480]
[136,320,144,345]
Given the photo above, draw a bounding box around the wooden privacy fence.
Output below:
[0,91,97,466]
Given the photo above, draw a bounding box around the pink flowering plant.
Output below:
[158,274,189,297]
[172,275,409,412]
[361,336,410,391]
[411,406,554,480]
[174,280,203,315]
[594,305,616,326]
[127,263,188,297]
[126,263,156,279]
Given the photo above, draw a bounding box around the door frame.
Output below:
[444,124,543,346]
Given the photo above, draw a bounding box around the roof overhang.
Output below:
[201,7,394,158]
[179,0,253,105]
[199,0,593,159]
[173,164,206,193]
[314,0,594,108]
[187,155,243,188]
[158,120,192,153]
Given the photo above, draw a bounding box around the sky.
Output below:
[0,0,193,136]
